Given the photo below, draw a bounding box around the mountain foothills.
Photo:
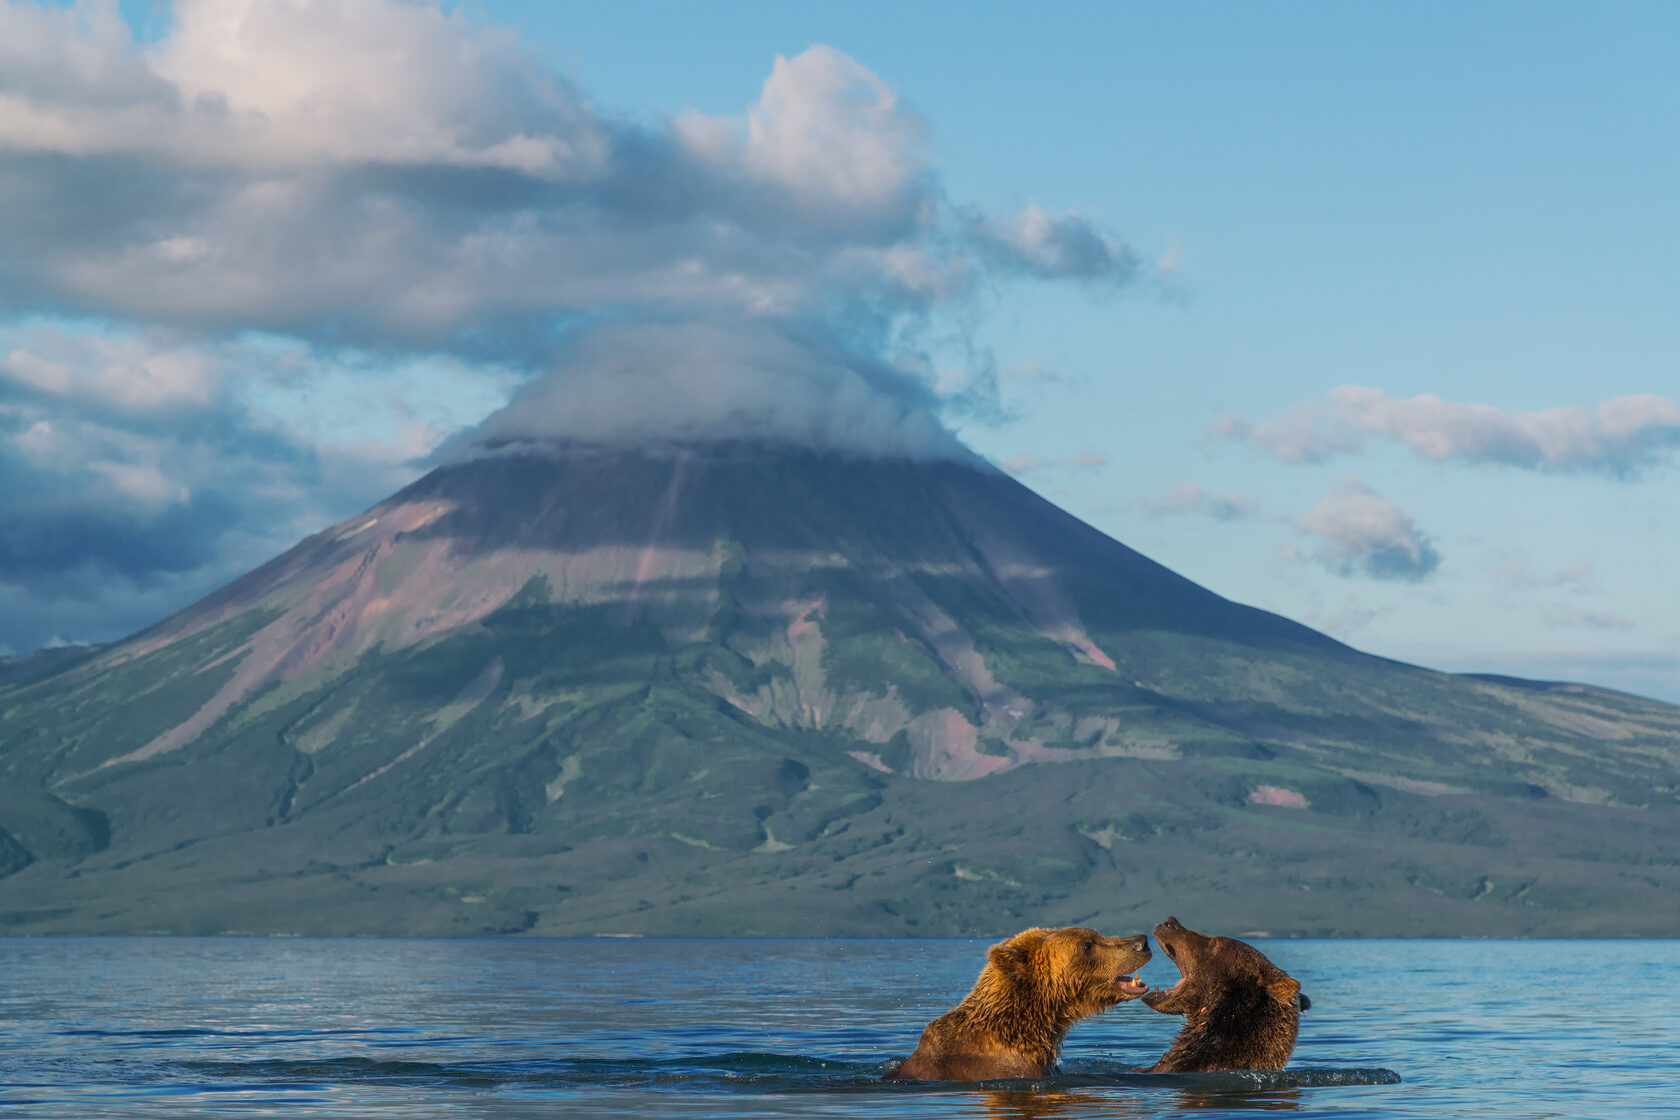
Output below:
[2,445,1677,937]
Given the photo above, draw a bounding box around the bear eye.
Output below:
[1083,939,1094,953]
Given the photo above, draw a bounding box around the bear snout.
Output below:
[1152,918,1186,960]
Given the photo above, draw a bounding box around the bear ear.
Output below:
[1267,977,1302,1007]
[988,940,1031,976]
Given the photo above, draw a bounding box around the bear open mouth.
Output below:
[1147,975,1186,997]
[1115,973,1149,997]
[1147,949,1189,998]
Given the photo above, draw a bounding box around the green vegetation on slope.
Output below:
[2,592,1677,936]
[2,449,1676,937]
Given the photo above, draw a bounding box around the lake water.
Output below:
[1,937,1674,1118]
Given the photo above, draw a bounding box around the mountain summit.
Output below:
[2,444,1677,935]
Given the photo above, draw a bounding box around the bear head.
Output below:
[1142,916,1306,1016]
[985,925,1152,1018]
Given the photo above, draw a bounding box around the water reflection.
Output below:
[968,1088,1151,1119]
[948,1085,1301,1117]
[1165,1087,1301,1112]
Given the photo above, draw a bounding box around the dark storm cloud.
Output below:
[0,492,238,586]
[0,324,433,655]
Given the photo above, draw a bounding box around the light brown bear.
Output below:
[885,926,1151,1081]
[1142,916,1310,1072]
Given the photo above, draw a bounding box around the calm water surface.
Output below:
[1,937,1674,1118]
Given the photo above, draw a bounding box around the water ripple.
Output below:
[1,937,1675,1119]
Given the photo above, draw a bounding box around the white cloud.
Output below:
[449,321,971,463]
[969,203,1139,283]
[2,1,1131,355]
[1,330,219,414]
[1491,552,1596,592]
[731,45,926,220]
[1009,360,1064,384]
[1540,607,1635,632]
[1207,403,1358,463]
[0,0,1145,451]
[1141,482,1256,520]
[0,323,484,658]
[1214,385,1680,475]
[0,0,609,175]
[1000,451,1110,475]
[0,0,1152,657]
[1297,480,1441,582]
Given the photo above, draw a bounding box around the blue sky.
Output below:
[4,1,1677,701]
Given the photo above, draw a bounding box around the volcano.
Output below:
[2,444,1677,936]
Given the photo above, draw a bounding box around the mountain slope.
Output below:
[2,445,1677,935]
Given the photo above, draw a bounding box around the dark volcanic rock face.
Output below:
[1,443,1678,936]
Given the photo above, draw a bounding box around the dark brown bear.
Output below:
[1141,916,1309,1072]
[885,926,1152,1081]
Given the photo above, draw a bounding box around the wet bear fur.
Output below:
[885,926,1151,1081]
[1142,916,1309,1072]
